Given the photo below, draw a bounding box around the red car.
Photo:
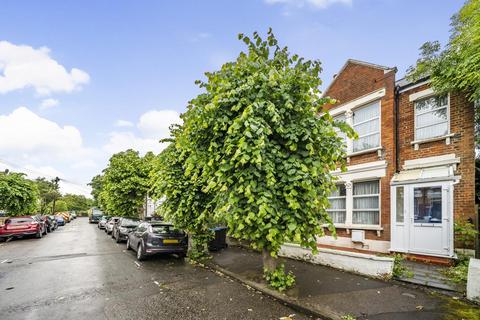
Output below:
[0,216,46,241]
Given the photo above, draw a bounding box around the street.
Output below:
[0,218,308,320]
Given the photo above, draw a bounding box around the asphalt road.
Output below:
[0,217,308,320]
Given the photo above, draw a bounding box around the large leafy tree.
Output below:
[0,171,38,216]
[178,30,352,270]
[35,177,61,214]
[408,0,480,141]
[150,130,214,256]
[101,150,152,217]
[89,174,106,210]
[62,194,93,212]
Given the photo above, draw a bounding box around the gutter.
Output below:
[394,85,400,173]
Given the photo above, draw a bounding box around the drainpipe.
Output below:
[394,85,400,173]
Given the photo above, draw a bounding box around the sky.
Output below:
[0,0,463,197]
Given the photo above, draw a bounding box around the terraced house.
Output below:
[321,59,476,263]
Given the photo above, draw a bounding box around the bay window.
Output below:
[414,95,449,140]
[352,180,380,225]
[353,101,380,152]
[327,184,346,224]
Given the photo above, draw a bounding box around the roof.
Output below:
[323,59,396,96]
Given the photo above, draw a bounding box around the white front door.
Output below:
[391,182,453,257]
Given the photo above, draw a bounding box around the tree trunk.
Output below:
[262,248,278,272]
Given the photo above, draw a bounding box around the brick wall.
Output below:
[397,84,476,224]
[323,61,397,243]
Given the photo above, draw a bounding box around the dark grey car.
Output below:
[126,222,187,261]
[112,217,140,243]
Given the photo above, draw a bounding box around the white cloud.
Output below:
[138,109,181,138]
[114,119,134,127]
[103,131,168,155]
[0,41,90,95]
[40,98,59,110]
[264,0,352,9]
[0,107,89,160]
[104,109,181,155]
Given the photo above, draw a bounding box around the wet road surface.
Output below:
[0,218,308,320]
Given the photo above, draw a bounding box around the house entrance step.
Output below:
[396,260,464,292]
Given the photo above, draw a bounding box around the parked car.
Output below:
[58,212,70,223]
[112,217,140,243]
[126,221,187,261]
[33,215,48,235]
[97,216,110,229]
[89,209,103,224]
[105,217,120,235]
[55,215,66,226]
[48,215,58,230]
[41,215,57,232]
[0,216,46,240]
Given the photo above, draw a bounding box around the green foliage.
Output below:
[263,264,296,292]
[176,29,353,257]
[61,194,93,212]
[101,150,151,217]
[88,174,105,209]
[53,200,68,213]
[408,0,480,140]
[442,254,470,285]
[341,315,356,320]
[454,219,478,249]
[392,254,414,278]
[0,171,38,216]
[150,140,214,254]
[35,177,61,214]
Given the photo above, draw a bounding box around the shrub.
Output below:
[263,264,296,292]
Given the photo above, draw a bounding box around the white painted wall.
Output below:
[279,243,394,278]
[467,258,480,303]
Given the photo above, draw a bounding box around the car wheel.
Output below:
[36,230,42,239]
[126,238,131,250]
[137,243,146,261]
[43,228,47,235]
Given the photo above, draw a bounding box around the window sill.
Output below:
[322,223,383,236]
[411,133,455,150]
[347,146,383,158]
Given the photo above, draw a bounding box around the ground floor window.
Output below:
[413,186,442,223]
[353,180,380,225]
[327,184,346,223]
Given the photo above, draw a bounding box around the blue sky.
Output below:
[0,0,463,196]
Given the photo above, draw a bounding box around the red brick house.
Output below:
[320,59,476,261]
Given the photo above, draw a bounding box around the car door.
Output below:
[131,223,145,249]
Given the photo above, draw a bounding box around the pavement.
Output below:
[210,246,480,320]
[0,218,310,320]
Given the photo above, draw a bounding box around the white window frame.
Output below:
[413,94,450,142]
[327,184,347,224]
[352,179,381,226]
[352,101,381,153]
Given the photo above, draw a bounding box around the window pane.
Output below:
[396,187,404,223]
[353,101,379,124]
[414,186,442,223]
[416,108,447,128]
[353,211,379,225]
[415,122,448,140]
[328,211,346,224]
[330,184,346,197]
[415,95,448,140]
[354,118,379,136]
[353,181,379,195]
[333,114,347,149]
[353,196,379,209]
[353,133,379,152]
[353,181,379,225]
[415,95,447,113]
[329,198,346,210]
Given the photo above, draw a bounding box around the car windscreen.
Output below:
[151,224,184,235]
[7,217,33,224]
[120,219,140,227]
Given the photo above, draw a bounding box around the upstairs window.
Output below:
[352,101,380,152]
[327,184,346,224]
[414,95,449,141]
[333,113,347,150]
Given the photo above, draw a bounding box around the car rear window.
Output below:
[151,225,184,235]
[121,219,140,227]
[7,218,33,224]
